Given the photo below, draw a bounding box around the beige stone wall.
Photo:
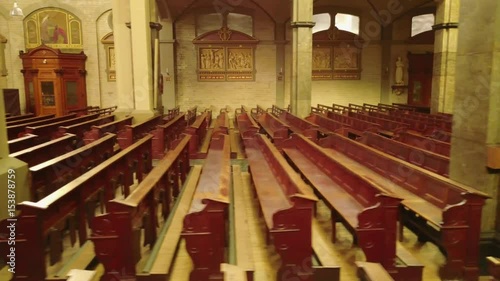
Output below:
[175,10,276,115]
[0,0,112,113]
[96,10,116,108]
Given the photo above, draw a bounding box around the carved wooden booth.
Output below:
[20,45,87,116]
[193,26,259,81]
[312,27,363,80]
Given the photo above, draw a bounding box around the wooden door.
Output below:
[407,53,433,107]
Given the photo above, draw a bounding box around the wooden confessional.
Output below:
[407,53,433,108]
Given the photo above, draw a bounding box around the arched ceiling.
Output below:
[156,0,434,23]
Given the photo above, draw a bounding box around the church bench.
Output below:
[24,113,101,143]
[235,105,259,140]
[360,131,450,177]
[10,133,77,167]
[426,129,452,142]
[349,111,409,136]
[272,105,319,142]
[305,112,350,137]
[56,114,116,140]
[213,110,230,137]
[87,105,117,116]
[184,110,211,158]
[326,111,381,139]
[84,115,134,145]
[281,134,402,272]
[91,135,191,281]
[319,133,490,281]
[487,257,500,281]
[164,105,180,122]
[244,134,317,281]
[254,104,290,147]
[182,135,231,280]
[7,133,38,153]
[394,131,450,157]
[229,165,255,281]
[7,113,77,140]
[367,111,437,134]
[29,133,116,201]
[67,106,100,116]
[6,114,55,126]
[186,106,198,125]
[117,114,164,149]
[5,113,34,122]
[0,135,153,281]
[151,112,187,159]
[355,262,395,281]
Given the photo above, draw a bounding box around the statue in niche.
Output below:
[395,56,404,85]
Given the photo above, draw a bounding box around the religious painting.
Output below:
[24,8,83,50]
[199,48,225,71]
[312,47,332,70]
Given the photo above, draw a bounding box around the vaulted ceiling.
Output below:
[156,0,435,23]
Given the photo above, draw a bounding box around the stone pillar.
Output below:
[450,0,500,271]
[112,0,134,118]
[290,0,314,118]
[130,0,155,120]
[159,20,176,109]
[275,23,286,108]
[430,0,460,114]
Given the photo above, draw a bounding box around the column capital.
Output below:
[290,21,315,28]
[432,22,459,30]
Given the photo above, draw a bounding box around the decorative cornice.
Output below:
[290,21,316,28]
[432,22,459,30]
[54,69,64,76]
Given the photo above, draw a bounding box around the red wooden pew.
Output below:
[5,113,34,122]
[56,114,115,140]
[245,134,317,281]
[0,135,153,281]
[151,113,187,159]
[7,113,77,140]
[213,110,230,137]
[184,110,211,158]
[394,131,450,157]
[182,135,231,280]
[272,105,319,142]
[10,133,77,167]
[92,135,191,281]
[6,114,55,126]
[84,115,134,145]
[235,105,259,140]
[117,115,164,149]
[254,105,289,147]
[305,112,350,137]
[7,133,38,153]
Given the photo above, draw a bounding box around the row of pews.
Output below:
[1,104,496,281]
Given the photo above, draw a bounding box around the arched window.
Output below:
[313,13,331,34]
[335,13,360,35]
[411,14,435,37]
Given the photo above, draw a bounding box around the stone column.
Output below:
[450,0,500,275]
[275,23,286,108]
[430,0,460,113]
[159,20,176,109]
[130,0,155,120]
[290,0,314,118]
[112,0,134,118]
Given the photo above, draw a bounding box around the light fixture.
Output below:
[10,1,23,17]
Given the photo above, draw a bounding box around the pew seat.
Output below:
[487,257,500,281]
[356,262,395,281]
[46,241,95,280]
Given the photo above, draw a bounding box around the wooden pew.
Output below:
[164,105,180,122]
[84,115,134,145]
[151,112,187,159]
[29,133,116,201]
[348,111,409,137]
[10,133,77,167]
[319,133,490,280]
[184,110,211,158]
[213,110,230,137]
[7,113,77,140]
[7,133,38,153]
[325,110,381,139]
[426,129,451,142]
[282,134,402,273]
[0,135,153,281]
[186,106,198,125]
[24,113,101,143]
[367,111,438,134]
[356,262,395,281]
[91,135,191,281]
[182,135,231,280]
[254,105,289,147]
[56,114,115,140]
[306,112,350,137]
[272,105,319,142]
[6,114,55,126]
[230,165,255,281]
[394,131,450,157]
[487,257,500,281]
[5,113,34,122]
[117,115,163,149]
[87,105,117,116]
[245,134,317,281]
[68,106,99,116]
[235,105,259,140]
[360,131,450,177]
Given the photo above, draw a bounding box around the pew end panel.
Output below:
[487,257,500,281]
